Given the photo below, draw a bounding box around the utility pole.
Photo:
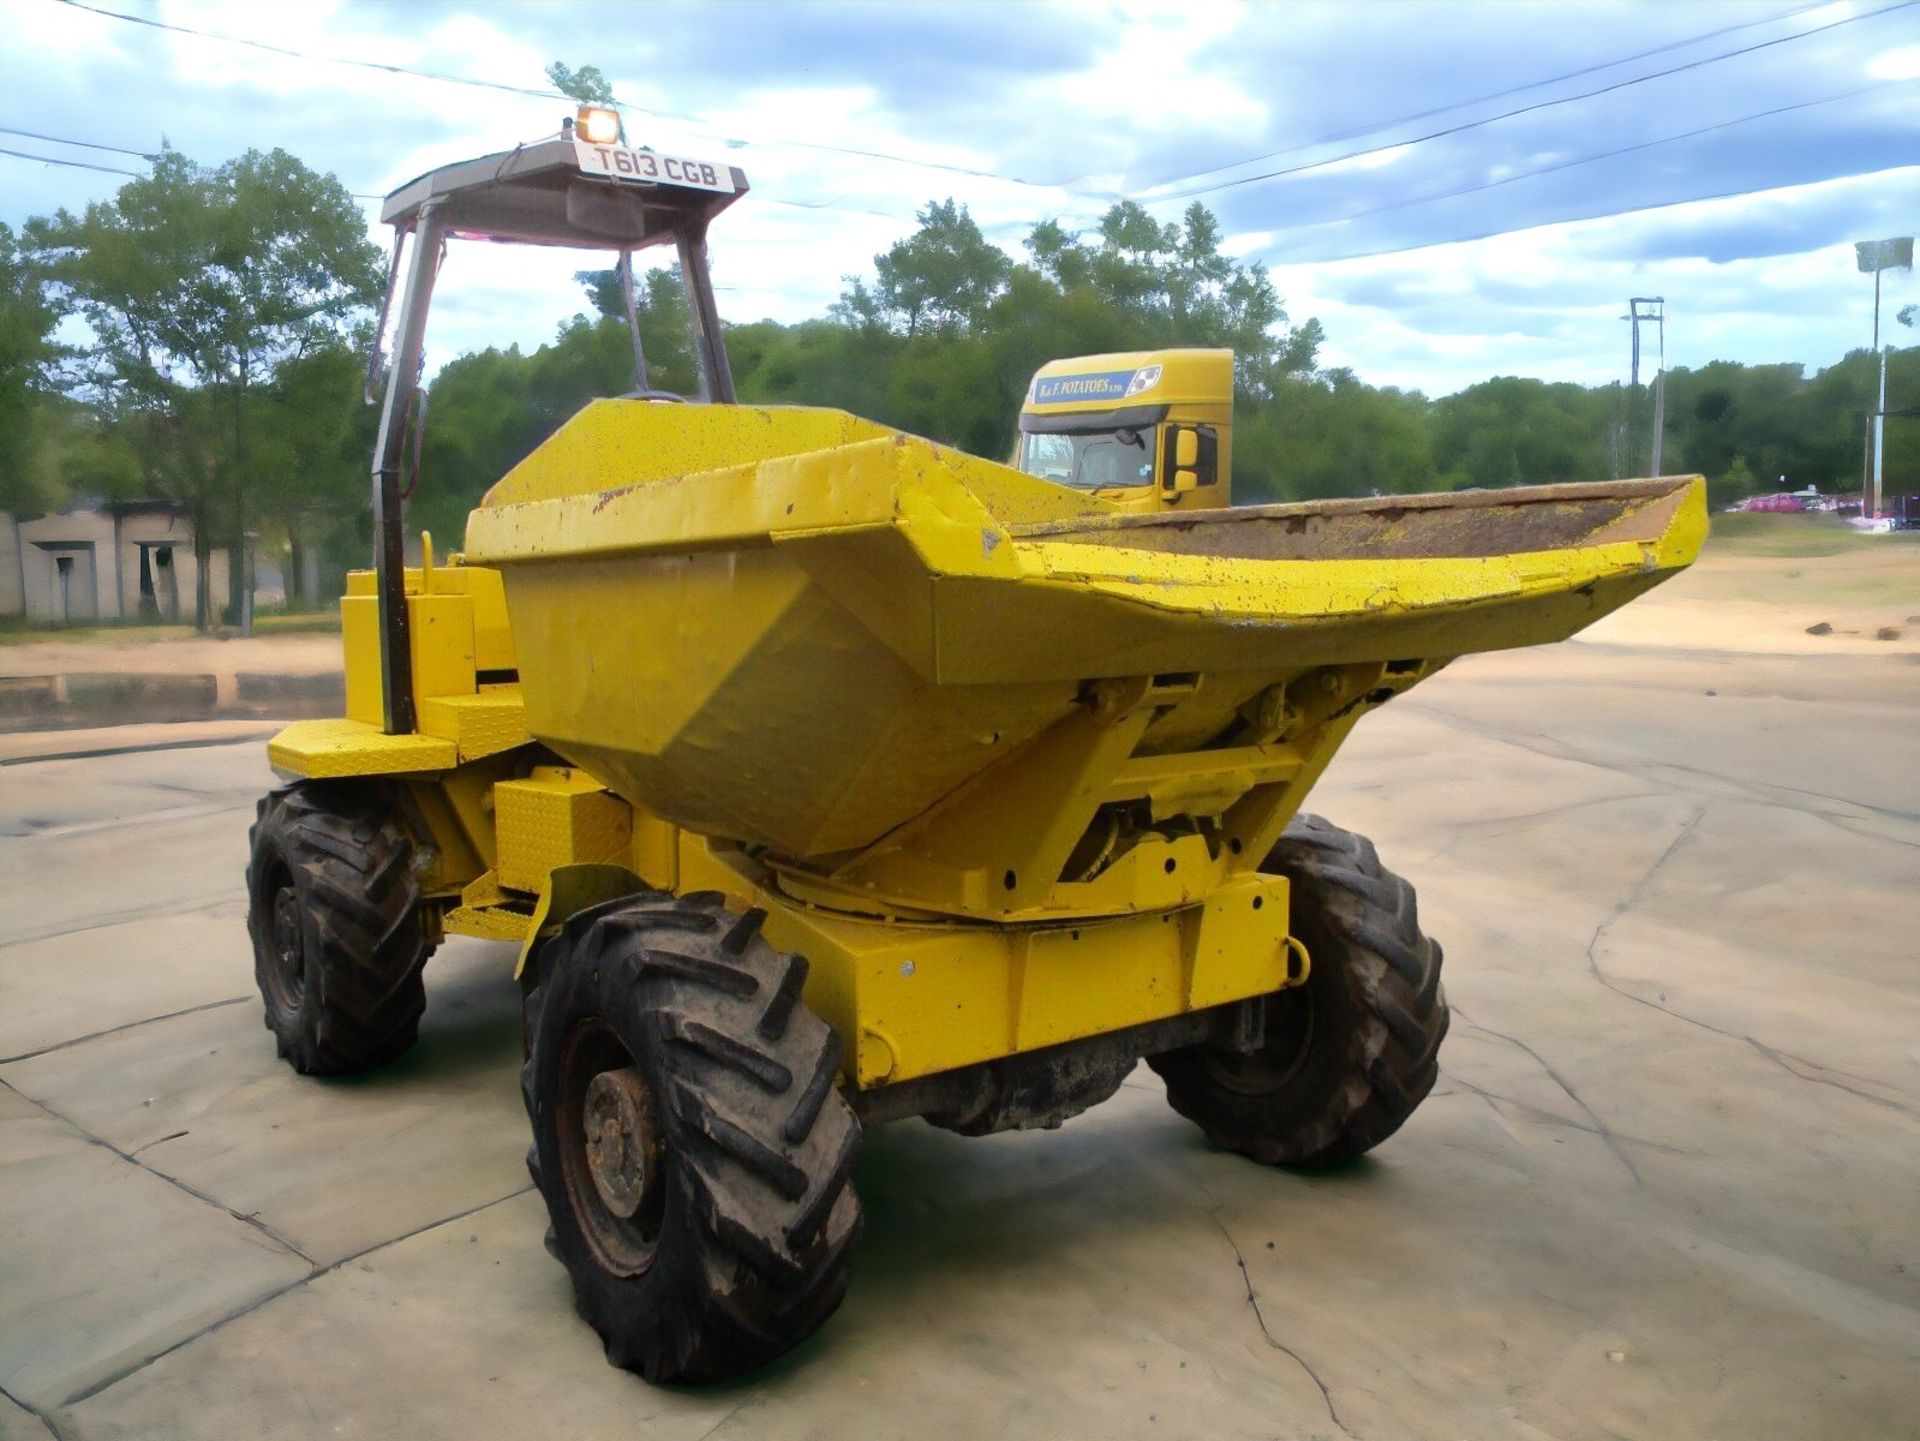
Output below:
[1875,267,1886,519]
[1622,298,1665,476]
[1856,238,1913,519]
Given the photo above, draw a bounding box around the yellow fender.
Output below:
[514,862,652,979]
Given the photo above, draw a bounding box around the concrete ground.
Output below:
[2,544,1918,1441]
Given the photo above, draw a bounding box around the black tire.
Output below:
[1148,813,1448,1166]
[245,783,433,1076]
[522,891,862,1384]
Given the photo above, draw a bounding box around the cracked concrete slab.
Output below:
[0,744,271,947]
[51,1078,1916,1441]
[55,1190,737,1441]
[50,1116,1404,1441]
[1,547,1916,1438]
[0,1390,56,1441]
[0,808,255,948]
[0,911,253,1064]
[1,940,528,1267]
[0,1082,311,1414]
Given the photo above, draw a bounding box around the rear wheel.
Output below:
[245,783,433,1076]
[1149,814,1448,1166]
[522,891,862,1384]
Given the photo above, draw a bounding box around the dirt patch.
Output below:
[1581,532,1920,657]
[0,630,341,681]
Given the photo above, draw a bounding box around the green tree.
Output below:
[253,338,378,606]
[574,263,700,394]
[1237,372,1438,502]
[803,197,1320,461]
[32,147,381,626]
[1713,452,1757,507]
[0,221,67,515]
[858,199,1012,338]
[1025,202,1306,397]
[1430,377,1612,488]
[1662,361,1805,490]
[411,302,643,544]
[547,62,616,106]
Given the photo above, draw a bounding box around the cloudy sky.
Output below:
[4,0,1918,395]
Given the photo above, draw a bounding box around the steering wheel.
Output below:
[620,389,688,402]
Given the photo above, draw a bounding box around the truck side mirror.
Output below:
[1163,425,1209,494]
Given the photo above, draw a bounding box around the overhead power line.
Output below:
[0,121,927,224]
[1136,0,1836,192]
[1275,76,1919,235]
[54,0,586,99]
[0,123,157,160]
[1251,160,1920,270]
[49,0,1114,199]
[1144,0,1919,203]
[0,113,929,219]
[0,144,142,177]
[14,6,1917,268]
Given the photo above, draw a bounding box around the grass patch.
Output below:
[0,620,197,646]
[1707,511,1920,558]
[252,611,341,635]
[0,610,338,644]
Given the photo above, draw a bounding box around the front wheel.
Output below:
[522,891,862,1384]
[245,783,433,1076]
[1149,814,1448,1166]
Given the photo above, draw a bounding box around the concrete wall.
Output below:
[0,507,240,625]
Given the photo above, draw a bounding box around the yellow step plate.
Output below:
[267,718,456,779]
[420,687,530,761]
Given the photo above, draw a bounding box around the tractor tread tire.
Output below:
[1149,813,1448,1167]
[245,783,433,1076]
[522,892,861,1384]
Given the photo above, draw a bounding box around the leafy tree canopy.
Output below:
[8,142,1907,630]
[547,62,617,106]
[25,146,380,621]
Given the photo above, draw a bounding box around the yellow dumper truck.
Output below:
[248,108,1706,1382]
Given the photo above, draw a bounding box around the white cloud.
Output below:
[1310,142,1416,177]
[1268,166,1920,394]
[1867,43,1920,79]
[5,0,1915,398]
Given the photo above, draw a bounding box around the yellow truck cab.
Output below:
[1014,347,1233,513]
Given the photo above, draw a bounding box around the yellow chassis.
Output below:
[272,426,1705,1096]
[271,672,1339,1092]
[268,550,1386,1090]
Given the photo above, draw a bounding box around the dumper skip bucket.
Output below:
[464,402,1705,861]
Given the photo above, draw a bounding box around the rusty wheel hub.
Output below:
[582,1066,655,1221]
[557,1022,665,1277]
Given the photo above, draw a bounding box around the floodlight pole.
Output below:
[1856,238,1913,519]
[1872,267,1886,520]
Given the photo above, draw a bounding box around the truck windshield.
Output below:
[1019,428,1155,489]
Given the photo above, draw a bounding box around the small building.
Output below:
[0,500,234,625]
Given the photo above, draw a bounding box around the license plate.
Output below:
[573,140,735,194]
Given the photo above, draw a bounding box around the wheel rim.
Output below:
[263,871,308,1016]
[1203,988,1315,1095]
[557,1020,664,1278]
